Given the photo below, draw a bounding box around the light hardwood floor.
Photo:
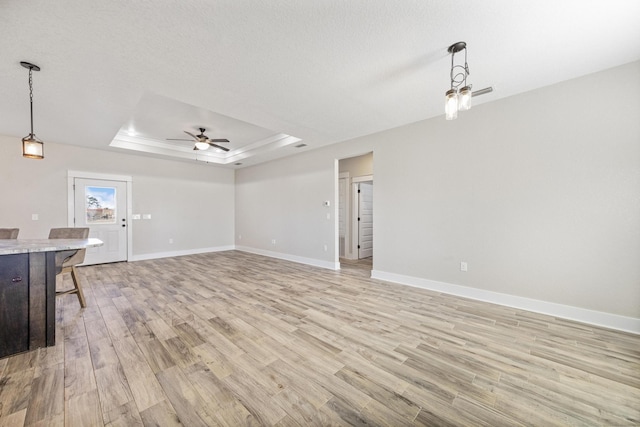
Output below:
[0,251,638,426]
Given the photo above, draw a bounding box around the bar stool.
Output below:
[49,227,89,308]
[0,228,19,239]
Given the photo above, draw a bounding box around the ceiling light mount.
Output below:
[447,41,467,55]
[20,61,44,159]
[445,41,472,120]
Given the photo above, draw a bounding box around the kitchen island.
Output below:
[0,238,102,358]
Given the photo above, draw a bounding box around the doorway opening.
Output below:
[337,152,373,276]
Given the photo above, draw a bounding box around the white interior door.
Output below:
[358,181,373,259]
[74,178,128,265]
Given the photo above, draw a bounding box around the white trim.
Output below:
[110,132,302,165]
[67,170,133,182]
[338,170,350,260]
[352,174,373,183]
[371,270,640,334]
[130,245,235,262]
[67,170,133,262]
[236,245,339,271]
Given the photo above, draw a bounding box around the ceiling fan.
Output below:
[167,127,230,151]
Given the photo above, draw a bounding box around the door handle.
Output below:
[122,224,126,227]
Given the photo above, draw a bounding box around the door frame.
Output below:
[351,175,373,261]
[67,170,133,262]
[338,172,350,259]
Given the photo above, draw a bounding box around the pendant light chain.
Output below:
[28,67,35,135]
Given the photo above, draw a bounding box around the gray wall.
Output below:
[0,139,235,257]
[235,61,640,320]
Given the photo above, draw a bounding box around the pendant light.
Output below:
[445,42,471,120]
[21,61,44,159]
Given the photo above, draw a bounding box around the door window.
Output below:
[85,186,117,224]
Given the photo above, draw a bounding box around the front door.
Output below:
[74,178,128,265]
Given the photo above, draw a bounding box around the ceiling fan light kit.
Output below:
[20,61,45,159]
[194,141,210,150]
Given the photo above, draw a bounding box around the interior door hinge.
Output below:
[357,217,360,221]
[358,245,361,249]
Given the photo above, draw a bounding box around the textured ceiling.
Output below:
[1,0,639,167]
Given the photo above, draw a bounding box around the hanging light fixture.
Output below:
[20,61,44,159]
[445,42,471,120]
[194,141,210,150]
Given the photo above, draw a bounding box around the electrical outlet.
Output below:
[324,245,328,252]
[31,214,39,220]
[169,238,173,244]
[460,262,468,272]
[271,239,276,245]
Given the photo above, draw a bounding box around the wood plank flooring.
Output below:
[1,250,638,426]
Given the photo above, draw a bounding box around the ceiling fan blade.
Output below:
[184,131,200,141]
[193,146,198,151]
[208,138,230,143]
[210,143,230,152]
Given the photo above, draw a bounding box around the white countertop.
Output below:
[0,238,104,255]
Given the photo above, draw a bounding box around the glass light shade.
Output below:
[194,141,210,150]
[22,135,44,159]
[445,89,458,120]
[459,86,472,111]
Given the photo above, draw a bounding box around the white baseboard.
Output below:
[235,246,339,270]
[129,245,235,262]
[371,270,640,335]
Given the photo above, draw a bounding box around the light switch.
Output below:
[31,214,39,220]
[323,201,330,207]
[132,214,141,220]
[143,214,151,220]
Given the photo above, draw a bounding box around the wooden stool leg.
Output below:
[70,266,87,308]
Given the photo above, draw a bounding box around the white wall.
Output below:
[235,61,640,326]
[0,138,235,258]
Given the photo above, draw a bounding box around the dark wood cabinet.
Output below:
[0,238,99,359]
[0,254,30,358]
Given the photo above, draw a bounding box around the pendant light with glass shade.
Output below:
[444,42,495,120]
[20,61,45,159]
[445,42,471,120]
